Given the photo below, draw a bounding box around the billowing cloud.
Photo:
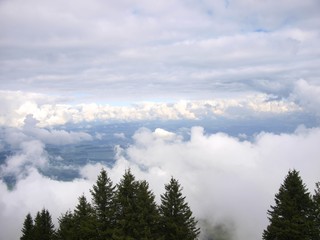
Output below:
[1,0,320,239]
[0,115,93,177]
[1,125,319,240]
[0,90,301,127]
[101,126,320,239]
[0,140,47,177]
[0,169,92,240]
[22,114,93,145]
[0,117,95,239]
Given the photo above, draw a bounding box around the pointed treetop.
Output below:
[263,169,316,240]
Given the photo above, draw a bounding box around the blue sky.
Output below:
[1,1,320,239]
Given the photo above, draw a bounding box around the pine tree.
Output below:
[159,177,200,240]
[57,210,75,240]
[135,180,161,240]
[113,169,139,240]
[19,170,203,240]
[263,169,315,240]
[90,168,116,240]
[34,209,56,240]
[313,182,320,238]
[73,195,97,240]
[20,213,34,240]
[33,212,42,240]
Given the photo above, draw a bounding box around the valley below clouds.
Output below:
[1,0,320,239]
[1,116,320,239]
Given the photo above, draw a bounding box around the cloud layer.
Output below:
[1,125,320,240]
[0,115,92,177]
[1,0,319,101]
[1,1,320,239]
[0,89,303,127]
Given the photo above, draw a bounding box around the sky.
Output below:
[1,0,320,239]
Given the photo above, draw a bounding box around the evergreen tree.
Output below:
[90,168,116,240]
[159,177,200,240]
[20,213,34,240]
[313,182,320,238]
[33,212,42,239]
[19,169,202,240]
[73,195,97,240]
[263,169,316,240]
[57,210,76,240]
[135,180,161,240]
[34,209,56,240]
[113,169,139,240]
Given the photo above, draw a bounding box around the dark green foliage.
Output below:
[33,209,56,240]
[313,182,320,238]
[113,170,162,240]
[90,168,116,240]
[113,169,140,239]
[20,168,320,240]
[73,195,97,240]
[263,169,316,240]
[56,197,97,240]
[21,169,201,240]
[135,180,161,240]
[20,213,34,240]
[159,177,200,240]
[56,211,75,240]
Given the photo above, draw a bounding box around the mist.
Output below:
[1,124,320,240]
[1,0,320,239]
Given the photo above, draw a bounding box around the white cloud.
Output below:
[22,114,93,145]
[292,79,320,115]
[0,1,319,101]
[1,0,320,237]
[0,90,301,127]
[112,126,320,239]
[0,168,92,240]
[0,114,93,177]
[0,140,47,176]
[1,125,320,239]
[113,132,126,140]
[153,128,177,141]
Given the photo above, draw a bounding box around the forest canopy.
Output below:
[20,168,320,240]
[20,169,200,240]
